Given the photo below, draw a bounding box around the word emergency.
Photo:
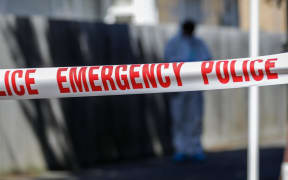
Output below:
[57,63,184,93]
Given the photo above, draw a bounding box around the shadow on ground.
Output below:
[34,147,283,180]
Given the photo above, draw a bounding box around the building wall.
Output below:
[157,0,178,24]
[239,0,287,33]
[157,0,286,33]
[157,0,238,26]
[0,0,286,33]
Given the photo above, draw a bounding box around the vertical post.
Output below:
[281,2,288,180]
[286,0,288,44]
[248,0,259,180]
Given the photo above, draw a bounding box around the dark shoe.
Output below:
[188,152,206,162]
[173,153,188,163]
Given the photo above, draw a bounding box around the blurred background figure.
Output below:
[164,20,212,162]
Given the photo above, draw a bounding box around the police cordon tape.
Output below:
[0,53,288,99]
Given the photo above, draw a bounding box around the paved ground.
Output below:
[2,147,284,180]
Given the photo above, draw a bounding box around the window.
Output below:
[220,0,239,27]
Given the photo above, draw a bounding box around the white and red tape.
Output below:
[0,53,287,99]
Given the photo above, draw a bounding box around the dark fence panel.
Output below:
[7,17,172,169]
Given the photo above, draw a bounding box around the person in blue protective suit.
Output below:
[164,20,212,162]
